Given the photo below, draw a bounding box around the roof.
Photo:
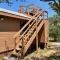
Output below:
[0,8,31,20]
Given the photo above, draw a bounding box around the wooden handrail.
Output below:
[23,19,42,45]
[12,4,48,57]
[15,13,42,45]
[13,11,41,39]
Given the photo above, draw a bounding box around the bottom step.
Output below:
[11,50,18,57]
[11,50,22,57]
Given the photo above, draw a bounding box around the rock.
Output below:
[8,57,16,60]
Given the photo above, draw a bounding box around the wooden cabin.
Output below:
[0,8,30,53]
[0,5,48,57]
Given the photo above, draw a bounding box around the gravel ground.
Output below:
[3,48,56,60]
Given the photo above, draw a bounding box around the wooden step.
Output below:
[11,49,18,56]
[16,47,21,53]
[23,24,36,45]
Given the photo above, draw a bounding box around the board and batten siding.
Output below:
[0,16,20,53]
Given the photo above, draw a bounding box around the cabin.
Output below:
[0,5,48,57]
[0,8,30,53]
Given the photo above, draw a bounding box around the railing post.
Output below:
[26,6,29,15]
[18,6,23,13]
[36,16,38,50]
[14,38,16,50]
[21,37,24,59]
[5,40,9,55]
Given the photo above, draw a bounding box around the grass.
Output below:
[0,57,6,60]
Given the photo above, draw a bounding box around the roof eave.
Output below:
[0,11,30,21]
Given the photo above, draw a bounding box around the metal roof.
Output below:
[0,8,31,18]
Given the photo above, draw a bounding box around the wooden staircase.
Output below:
[11,5,48,58]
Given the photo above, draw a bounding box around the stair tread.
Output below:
[16,47,21,50]
[12,49,18,55]
[12,9,43,57]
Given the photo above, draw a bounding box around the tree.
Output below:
[49,15,60,42]
[40,0,60,15]
[0,0,12,4]
[0,0,25,5]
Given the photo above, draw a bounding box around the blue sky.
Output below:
[0,0,56,17]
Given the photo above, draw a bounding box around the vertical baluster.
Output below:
[18,6,23,13]
[36,14,39,50]
[14,38,16,50]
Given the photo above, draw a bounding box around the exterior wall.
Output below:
[0,16,20,53]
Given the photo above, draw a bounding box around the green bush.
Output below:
[49,15,60,42]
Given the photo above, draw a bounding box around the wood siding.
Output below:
[0,16,20,52]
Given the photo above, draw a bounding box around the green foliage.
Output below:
[0,0,12,4]
[0,0,13,6]
[47,55,60,60]
[40,0,60,15]
[0,0,26,6]
[49,0,60,15]
[49,15,60,42]
[0,0,25,3]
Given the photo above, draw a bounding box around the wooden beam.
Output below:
[44,20,49,48]
[0,12,31,20]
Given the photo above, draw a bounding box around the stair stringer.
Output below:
[23,20,44,55]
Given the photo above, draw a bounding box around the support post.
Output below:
[44,20,48,48]
[36,19,38,50]
[39,20,48,49]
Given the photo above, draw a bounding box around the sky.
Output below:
[0,0,56,17]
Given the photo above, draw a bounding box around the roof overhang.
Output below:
[0,8,31,20]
